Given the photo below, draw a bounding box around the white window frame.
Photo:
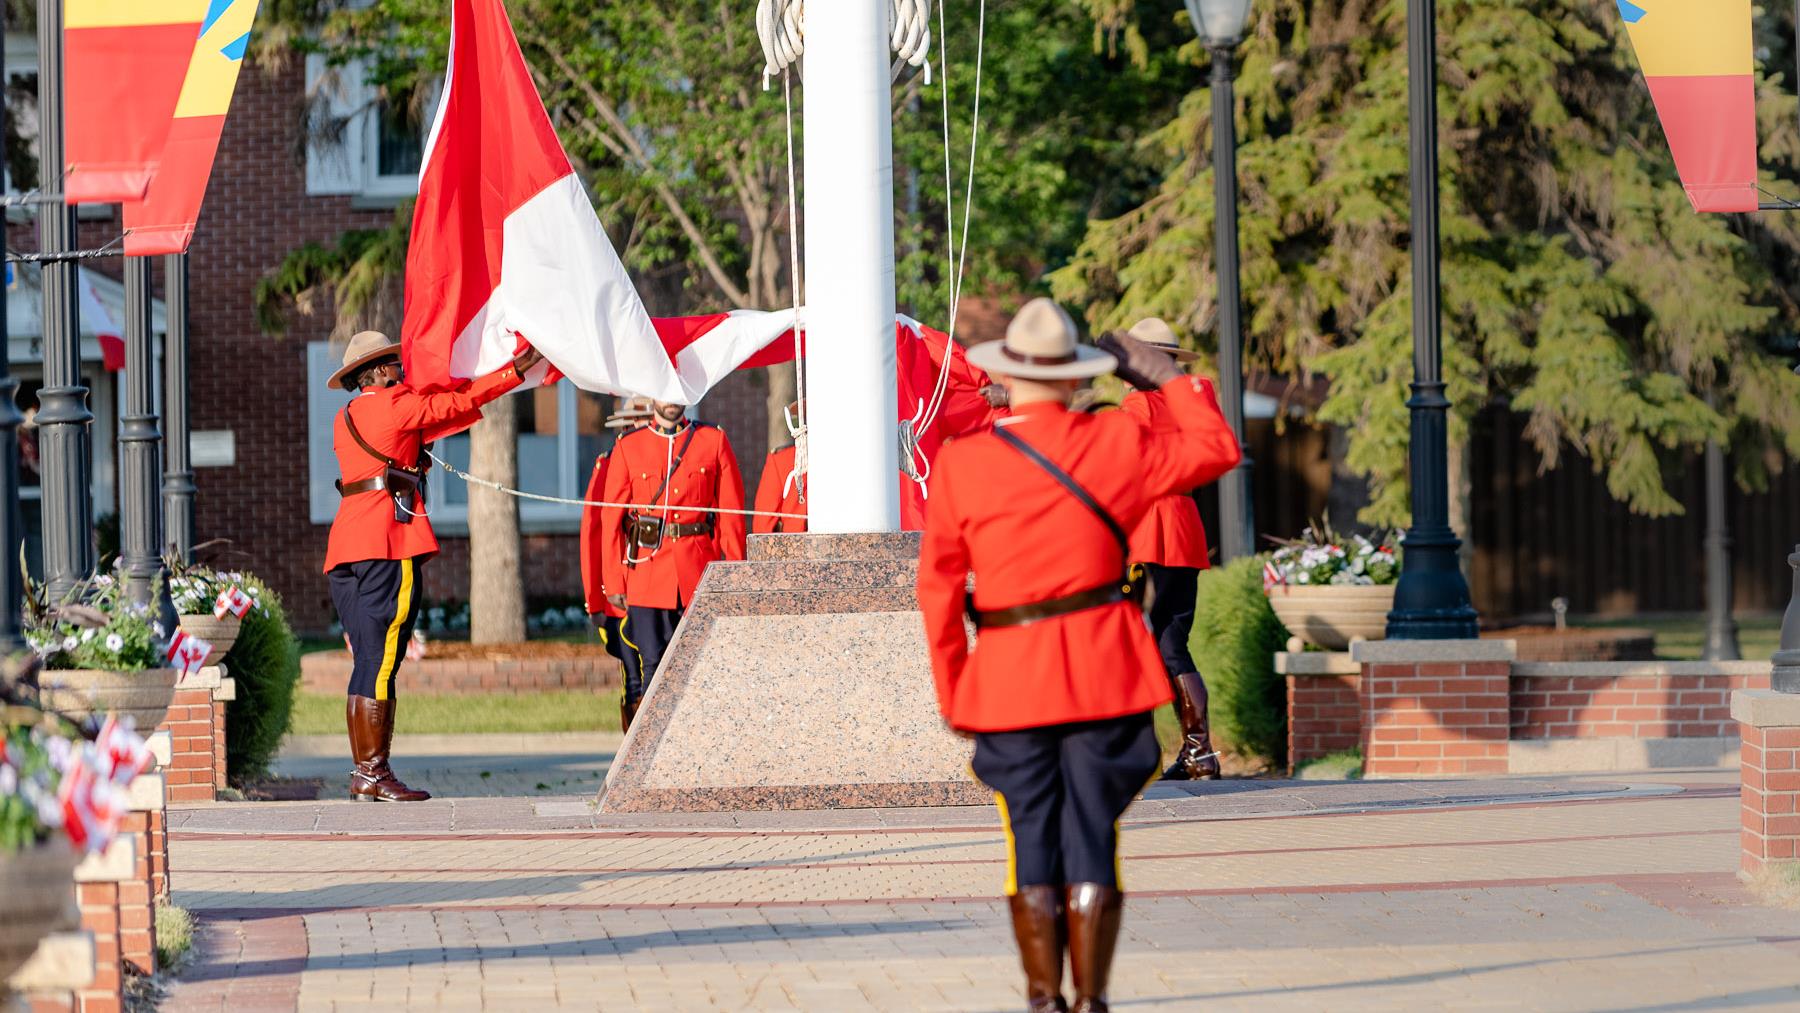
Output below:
[303,54,434,203]
[306,341,586,536]
[4,33,111,220]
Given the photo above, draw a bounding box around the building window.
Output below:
[305,342,613,534]
[303,55,434,203]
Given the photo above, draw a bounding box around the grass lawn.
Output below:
[1579,613,1780,661]
[290,690,622,735]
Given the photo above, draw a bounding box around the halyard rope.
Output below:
[424,448,809,521]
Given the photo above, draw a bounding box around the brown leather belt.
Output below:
[337,476,387,497]
[666,519,714,539]
[970,579,1134,629]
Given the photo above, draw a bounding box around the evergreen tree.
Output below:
[1052,0,1800,525]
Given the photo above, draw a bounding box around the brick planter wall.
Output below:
[154,666,236,803]
[1277,652,1362,766]
[1733,690,1800,878]
[301,650,621,694]
[1352,641,1512,777]
[1511,664,1765,739]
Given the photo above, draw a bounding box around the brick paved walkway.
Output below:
[159,770,1800,1011]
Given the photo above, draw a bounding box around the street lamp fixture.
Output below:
[1183,0,1253,46]
[1184,0,1256,561]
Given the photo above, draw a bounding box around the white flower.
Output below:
[105,633,124,652]
[80,628,95,643]
[1296,572,1310,584]
[0,765,16,795]
[151,622,166,638]
[62,635,79,652]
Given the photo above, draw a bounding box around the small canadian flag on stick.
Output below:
[166,628,211,676]
[213,585,253,619]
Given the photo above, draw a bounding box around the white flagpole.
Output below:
[802,0,901,532]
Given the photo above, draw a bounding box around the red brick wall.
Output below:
[157,686,222,803]
[1741,722,1800,876]
[1512,673,1766,740]
[116,813,155,977]
[1360,661,1511,777]
[1286,674,1361,766]
[74,880,123,1013]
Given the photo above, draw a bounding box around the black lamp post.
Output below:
[35,0,96,602]
[1184,0,1255,562]
[1384,0,1479,639]
[163,254,194,564]
[119,257,171,624]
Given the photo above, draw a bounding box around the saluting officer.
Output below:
[1121,318,1223,781]
[599,401,747,727]
[580,396,654,730]
[324,329,542,802]
[918,300,1241,1013]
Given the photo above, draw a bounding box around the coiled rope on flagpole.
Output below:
[756,0,934,85]
[424,449,809,522]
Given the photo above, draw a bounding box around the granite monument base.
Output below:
[597,532,987,812]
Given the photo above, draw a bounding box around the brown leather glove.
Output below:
[1096,332,1182,391]
[978,383,1010,409]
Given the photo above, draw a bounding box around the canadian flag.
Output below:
[404,0,796,399]
[214,585,253,619]
[166,629,211,676]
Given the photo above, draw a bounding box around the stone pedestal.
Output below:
[598,532,984,812]
[1352,640,1514,778]
[154,665,235,804]
[1732,689,1800,878]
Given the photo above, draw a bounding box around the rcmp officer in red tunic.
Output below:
[324,329,542,801]
[599,401,747,728]
[918,300,1241,1012]
[1121,318,1224,781]
[580,396,653,729]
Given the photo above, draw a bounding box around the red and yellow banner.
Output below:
[123,0,261,256]
[1618,0,1758,213]
[63,0,208,203]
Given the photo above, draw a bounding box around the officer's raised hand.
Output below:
[1095,331,1181,391]
[513,341,546,375]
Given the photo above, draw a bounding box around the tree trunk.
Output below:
[467,408,525,644]
[766,361,796,451]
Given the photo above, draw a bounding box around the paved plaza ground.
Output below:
[157,761,1800,1011]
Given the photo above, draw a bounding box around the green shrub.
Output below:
[1188,555,1290,765]
[1295,749,1363,780]
[223,573,301,781]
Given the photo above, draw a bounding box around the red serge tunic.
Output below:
[752,444,806,534]
[917,376,1242,732]
[322,365,525,572]
[578,453,624,618]
[598,421,747,610]
[1121,390,1213,570]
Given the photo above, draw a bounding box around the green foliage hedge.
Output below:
[224,574,301,781]
[1188,556,1290,765]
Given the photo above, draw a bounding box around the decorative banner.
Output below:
[212,584,252,619]
[165,628,212,675]
[1616,0,1758,213]
[63,0,206,203]
[123,0,262,255]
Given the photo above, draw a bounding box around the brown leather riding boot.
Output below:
[1007,886,1068,1012]
[1065,883,1123,1013]
[621,695,640,734]
[348,696,430,802]
[1161,672,1222,780]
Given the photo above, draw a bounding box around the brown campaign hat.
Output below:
[328,330,405,391]
[1126,317,1199,362]
[965,298,1116,380]
[605,395,655,428]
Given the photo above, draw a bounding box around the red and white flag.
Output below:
[403,0,797,400]
[166,629,211,676]
[213,585,253,619]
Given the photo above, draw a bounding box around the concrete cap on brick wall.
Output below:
[1731,688,1800,728]
[213,677,237,702]
[124,774,165,812]
[145,730,172,767]
[75,837,135,883]
[6,930,96,991]
[1350,639,1515,664]
[1514,660,1773,678]
[175,667,223,691]
[1275,651,1360,675]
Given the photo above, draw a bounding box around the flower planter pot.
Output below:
[37,667,180,732]
[0,839,80,981]
[1266,584,1396,651]
[178,613,242,668]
